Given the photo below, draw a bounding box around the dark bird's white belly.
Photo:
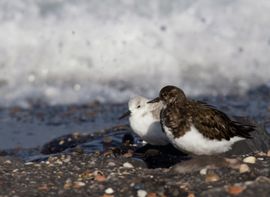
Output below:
[164,125,244,155]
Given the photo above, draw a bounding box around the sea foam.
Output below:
[0,0,270,106]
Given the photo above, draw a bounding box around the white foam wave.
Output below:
[0,0,270,106]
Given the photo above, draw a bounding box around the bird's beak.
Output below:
[118,111,131,120]
[147,97,160,103]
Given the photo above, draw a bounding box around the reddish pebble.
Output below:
[95,175,106,182]
[147,192,157,197]
[187,192,195,197]
[227,185,245,195]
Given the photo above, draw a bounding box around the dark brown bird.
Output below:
[148,85,255,155]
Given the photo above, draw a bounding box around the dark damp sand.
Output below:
[0,85,270,196]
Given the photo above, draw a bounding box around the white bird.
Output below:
[119,96,169,146]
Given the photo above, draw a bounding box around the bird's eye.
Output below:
[137,105,141,108]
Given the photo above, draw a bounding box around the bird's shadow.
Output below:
[133,143,190,169]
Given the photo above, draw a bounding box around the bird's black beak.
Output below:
[118,111,131,120]
[147,97,160,103]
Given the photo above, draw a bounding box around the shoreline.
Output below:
[0,87,270,196]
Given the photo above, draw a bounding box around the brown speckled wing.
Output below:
[191,101,254,141]
[161,103,191,138]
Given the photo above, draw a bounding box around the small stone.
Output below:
[200,168,207,175]
[243,156,256,164]
[62,155,71,163]
[55,160,63,165]
[107,162,116,167]
[105,188,114,194]
[73,181,86,189]
[147,192,157,197]
[64,182,72,190]
[239,164,250,173]
[137,189,147,197]
[123,162,134,168]
[4,160,11,164]
[123,152,133,158]
[225,158,239,165]
[267,150,270,157]
[179,182,190,191]
[256,152,267,156]
[227,185,245,195]
[227,160,241,170]
[205,173,220,182]
[187,193,196,197]
[24,162,34,165]
[95,175,106,182]
[38,184,49,191]
[59,140,65,145]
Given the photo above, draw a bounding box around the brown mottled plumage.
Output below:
[148,86,255,155]
[156,85,254,141]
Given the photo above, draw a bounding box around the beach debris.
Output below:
[73,181,86,189]
[205,173,220,182]
[239,164,250,173]
[123,162,134,168]
[243,156,256,164]
[105,188,114,194]
[137,189,147,197]
[200,168,207,175]
[226,185,245,195]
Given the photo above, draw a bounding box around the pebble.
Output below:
[38,184,49,191]
[95,174,107,182]
[239,164,250,173]
[205,173,220,182]
[4,160,11,164]
[24,162,34,165]
[123,162,134,169]
[59,140,65,145]
[147,192,157,197]
[187,193,196,197]
[137,189,147,197]
[243,156,256,164]
[257,152,267,156]
[73,181,86,189]
[200,168,207,175]
[123,152,133,158]
[62,155,71,163]
[107,162,116,167]
[55,160,63,165]
[227,185,245,195]
[105,188,114,194]
[64,182,72,190]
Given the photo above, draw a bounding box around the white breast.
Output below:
[129,112,169,145]
[164,125,244,155]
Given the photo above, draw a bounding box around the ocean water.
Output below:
[1,0,270,107]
